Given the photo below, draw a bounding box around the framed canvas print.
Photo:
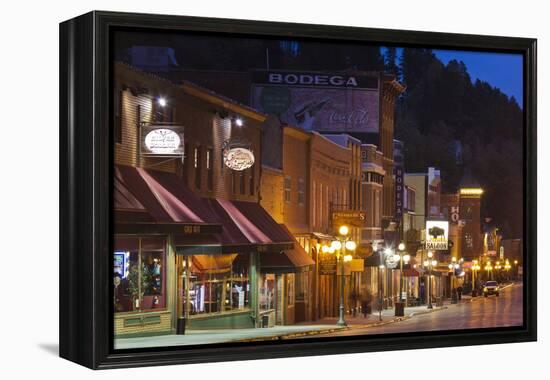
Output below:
[59,11,537,369]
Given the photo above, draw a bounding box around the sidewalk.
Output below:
[115,298,470,349]
[114,324,343,349]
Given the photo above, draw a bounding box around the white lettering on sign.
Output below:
[224,147,255,171]
[144,129,182,154]
[268,73,359,87]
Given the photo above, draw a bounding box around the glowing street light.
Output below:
[345,241,357,251]
[339,225,349,236]
[332,225,356,327]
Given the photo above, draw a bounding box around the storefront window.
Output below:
[183,253,249,316]
[295,272,308,302]
[260,274,276,311]
[142,252,163,295]
[114,237,166,313]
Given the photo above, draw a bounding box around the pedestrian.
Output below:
[457,285,463,300]
[350,290,359,317]
[361,291,372,318]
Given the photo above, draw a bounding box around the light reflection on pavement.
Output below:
[299,283,523,338]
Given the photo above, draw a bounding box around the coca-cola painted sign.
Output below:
[252,71,379,133]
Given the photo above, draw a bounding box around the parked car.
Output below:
[483,281,500,297]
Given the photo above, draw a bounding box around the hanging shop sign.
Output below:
[331,210,367,228]
[319,255,337,275]
[344,259,365,275]
[385,253,398,269]
[223,147,255,171]
[425,220,449,250]
[140,124,185,156]
[222,138,255,171]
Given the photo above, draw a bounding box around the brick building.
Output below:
[112,63,313,340]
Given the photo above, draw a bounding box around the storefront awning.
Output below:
[312,232,336,242]
[260,225,315,273]
[198,198,294,253]
[114,165,222,234]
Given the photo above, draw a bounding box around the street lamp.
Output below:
[331,225,356,327]
[471,260,481,296]
[504,260,511,281]
[424,252,436,309]
[485,262,493,280]
[398,243,405,301]
[378,264,385,321]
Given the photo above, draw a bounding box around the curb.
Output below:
[409,306,448,317]
[236,306,448,342]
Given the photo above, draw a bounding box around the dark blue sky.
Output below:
[383,48,523,107]
[433,49,523,107]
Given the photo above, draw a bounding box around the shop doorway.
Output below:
[260,273,285,326]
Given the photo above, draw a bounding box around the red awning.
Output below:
[197,198,295,253]
[259,224,315,272]
[114,165,221,234]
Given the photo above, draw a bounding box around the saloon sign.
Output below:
[425,220,449,250]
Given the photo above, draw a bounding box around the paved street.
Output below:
[301,282,523,338]
[115,283,522,349]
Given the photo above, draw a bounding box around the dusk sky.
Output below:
[386,47,523,107]
[433,49,523,107]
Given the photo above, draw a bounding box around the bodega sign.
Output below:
[142,126,184,156]
[269,73,359,87]
[425,220,449,250]
[252,71,379,89]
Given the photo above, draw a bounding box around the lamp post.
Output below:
[471,260,480,296]
[504,259,511,281]
[485,261,493,281]
[495,261,502,282]
[448,257,460,304]
[394,243,410,316]
[398,242,406,302]
[423,251,437,309]
[378,264,384,321]
[331,225,356,327]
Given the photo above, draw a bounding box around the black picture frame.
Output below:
[59,10,537,369]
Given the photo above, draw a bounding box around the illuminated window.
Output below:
[284,176,291,202]
[465,233,474,249]
[194,146,201,189]
[113,237,166,313]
